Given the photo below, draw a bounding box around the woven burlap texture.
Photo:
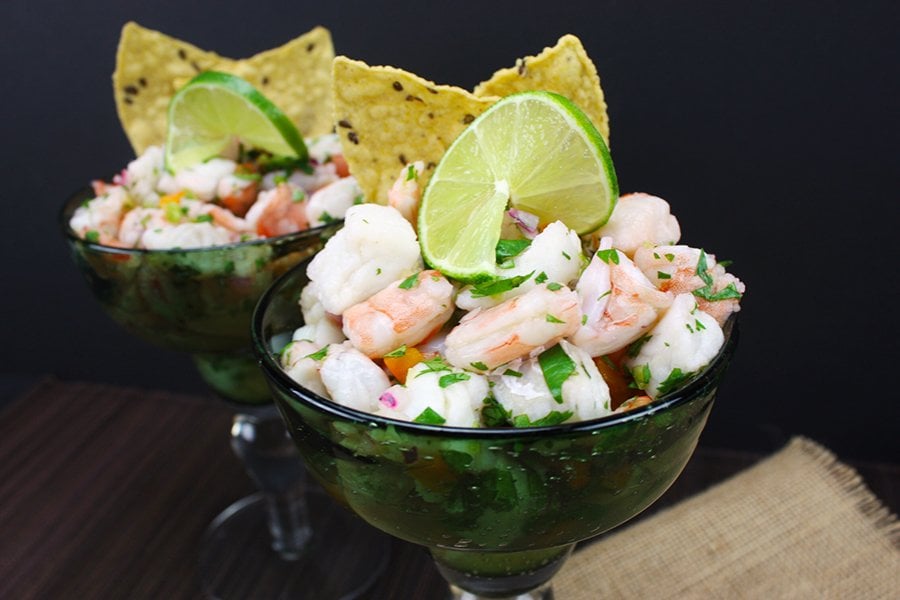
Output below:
[554,437,899,599]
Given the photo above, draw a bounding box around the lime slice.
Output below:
[418,91,617,282]
[165,71,307,172]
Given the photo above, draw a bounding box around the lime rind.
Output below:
[419,91,618,283]
[165,71,307,173]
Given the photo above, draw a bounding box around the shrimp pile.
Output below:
[69,134,361,249]
[282,169,746,428]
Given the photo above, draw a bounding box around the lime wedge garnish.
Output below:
[165,71,307,172]
[418,91,617,282]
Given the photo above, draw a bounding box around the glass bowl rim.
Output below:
[59,185,341,255]
[252,257,739,440]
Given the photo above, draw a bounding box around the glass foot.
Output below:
[199,490,391,599]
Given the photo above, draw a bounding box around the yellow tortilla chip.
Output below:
[474,34,610,144]
[113,22,334,155]
[231,27,334,140]
[332,57,497,204]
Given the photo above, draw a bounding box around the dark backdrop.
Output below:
[2,0,896,462]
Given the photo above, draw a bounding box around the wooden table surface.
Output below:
[1,379,895,599]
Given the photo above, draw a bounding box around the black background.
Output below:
[2,0,897,462]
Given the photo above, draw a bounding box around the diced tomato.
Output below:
[594,348,633,410]
[331,154,350,178]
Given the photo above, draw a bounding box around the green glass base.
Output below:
[193,352,271,405]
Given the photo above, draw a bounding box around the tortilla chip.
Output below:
[332,57,498,204]
[231,27,334,139]
[474,34,609,144]
[113,22,334,155]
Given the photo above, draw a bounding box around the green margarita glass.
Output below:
[254,256,738,599]
[61,187,339,404]
[61,188,390,599]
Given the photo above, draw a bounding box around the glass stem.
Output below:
[449,582,554,600]
[230,407,311,560]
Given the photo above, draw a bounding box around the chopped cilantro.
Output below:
[717,259,733,268]
[235,172,262,182]
[686,323,695,333]
[438,373,471,388]
[353,194,364,205]
[470,361,489,371]
[561,251,571,260]
[84,230,100,243]
[305,347,328,361]
[495,239,531,263]
[413,407,446,425]
[398,272,419,290]
[292,188,306,202]
[273,174,288,185]
[534,272,548,284]
[405,164,417,181]
[503,369,523,378]
[513,410,573,428]
[164,202,183,223]
[632,364,652,389]
[469,271,533,298]
[657,368,695,395]
[384,345,407,358]
[224,261,235,274]
[626,334,652,358]
[694,282,743,301]
[695,319,707,331]
[653,252,660,259]
[657,271,672,280]
[320,211,336,224]
[194,214,213,223]
[546,282,563,291]
[545,314,565,324]
[481,396,511,427]
[581,314,588,325]
[415,356,452,377]
[376,267,382,275]
[538,344,576,404]
[665,253,675,262]
[692,250,743,302]
[596,248,620,265]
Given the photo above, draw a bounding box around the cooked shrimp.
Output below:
[69,186,130,245]
[625,293,724,398]
[308,204,423,315]
[633,245,745,326]
[595,193,681,257]
[157,158,236,201]
[281,340,328,397]
[394,360,490,427]
[456,221,584,311]
[570,247,672,356]
[244,183,308,237]
[342,270,456,358]
[491,340,611,424]
[387,161,425,226]
[141,221,237,250]
[123,145,165,205]
[117,207,167,248]
[216,174,259,217]
[292,320,346,347]
[318,342,391,413]
[444,283,581,371]
[306,176,363,227]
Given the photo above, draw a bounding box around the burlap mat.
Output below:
[555,437,899,599]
